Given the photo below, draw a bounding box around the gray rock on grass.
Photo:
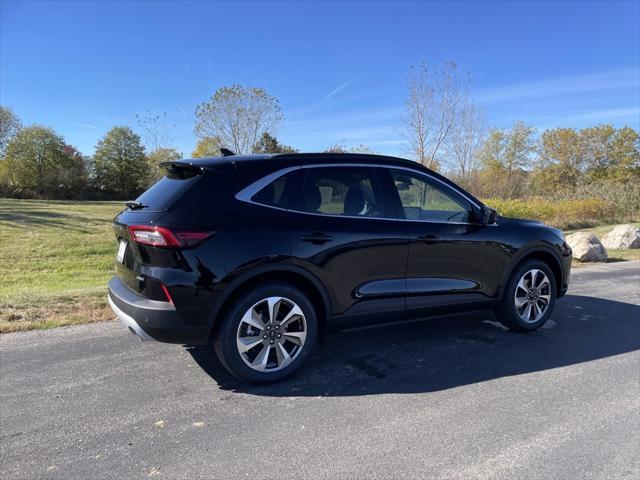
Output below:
[565,232,608,262]
[601,224,640,250]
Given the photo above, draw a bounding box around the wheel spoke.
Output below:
[538,294,551,303]
[251,344,271,372]
[532,302,542,320]
[280,305,304,328]
[267,297,282,323]
[275,342,292,369]
[515,296,528,308]
[237,336,263,353]
[283,330,306,346]
[240,308,265,331]
[517,276,528,292]
[522,303,532,321]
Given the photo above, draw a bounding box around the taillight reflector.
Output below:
[160,283,174,305]
[128,225,212,248]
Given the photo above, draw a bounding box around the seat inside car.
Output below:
[344,186,365,216]
[303,184,322,213]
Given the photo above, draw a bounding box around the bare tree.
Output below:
[401,62,469,169]
[194,85,283,154]
[135,111,174,154]
[445,101,487,179]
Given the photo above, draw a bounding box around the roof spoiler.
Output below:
[159,161,204,178]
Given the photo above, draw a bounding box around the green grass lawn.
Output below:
[0,198,638,333]
[0,198,123,332]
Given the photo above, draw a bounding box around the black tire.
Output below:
[497,260,557,332]
[214,282,318,383]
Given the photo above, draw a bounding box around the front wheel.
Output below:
[497,260,556,332]
[214,282,318,383]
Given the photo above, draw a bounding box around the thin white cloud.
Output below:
[323,81,351,102]
[75,122,97,129]
[178,106,187,117]
[475,68,640,104]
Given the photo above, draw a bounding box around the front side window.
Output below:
[391,170,471,223]
[294,167,385,218]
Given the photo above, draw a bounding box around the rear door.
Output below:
[288,165,408,328]
[382,167,506,316]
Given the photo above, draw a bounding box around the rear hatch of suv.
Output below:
[112,163,208,297]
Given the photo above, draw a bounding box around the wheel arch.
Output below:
[209,265,332,339]
[501,245,564,298]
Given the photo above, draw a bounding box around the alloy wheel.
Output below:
[236,296,307,372]
[514,269,551,323]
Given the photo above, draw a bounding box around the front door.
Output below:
[383,168,506,316]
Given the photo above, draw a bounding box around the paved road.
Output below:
[1,261,639,479]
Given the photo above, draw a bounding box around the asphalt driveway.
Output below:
[1,261,639,479]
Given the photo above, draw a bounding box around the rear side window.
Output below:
[294,167,385,218]
[135,168,202,211]
[251,171,298,209]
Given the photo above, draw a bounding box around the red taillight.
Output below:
[128,225,212,248]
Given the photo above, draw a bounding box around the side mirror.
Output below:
[481,206,497,224]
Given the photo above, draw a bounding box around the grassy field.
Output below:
[0,199,122,333]
[0,198,638,333]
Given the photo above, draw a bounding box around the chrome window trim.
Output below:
[235,163,488,226]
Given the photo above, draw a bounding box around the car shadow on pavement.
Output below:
[186,294,640,396]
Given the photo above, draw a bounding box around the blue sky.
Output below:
[1,0,639,157]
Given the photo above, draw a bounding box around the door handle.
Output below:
[301,232,333,244]
[416,234,440,243]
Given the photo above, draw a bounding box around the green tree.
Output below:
[3,126,85,198]
[147,147,182,183]
[253,132,297,154]
[192,136,222,158]
[0,106,22,159]
[92,127,148,198]
[531,127,583,194]
[477,121,536,198]
[194,84,283,154]
[588,126,639,183]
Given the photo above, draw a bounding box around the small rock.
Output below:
[565,232,607,262]
[193,422,204,427]
[601,224,640,249]
[154,420,165,429]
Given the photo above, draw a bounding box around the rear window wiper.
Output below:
[125,200,148,210]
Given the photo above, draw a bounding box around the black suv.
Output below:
[108,153,571,383]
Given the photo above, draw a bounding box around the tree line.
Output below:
[0,63,638,201]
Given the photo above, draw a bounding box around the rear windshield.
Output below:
[135,169,202,211]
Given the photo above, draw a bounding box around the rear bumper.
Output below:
[107,276,210,345]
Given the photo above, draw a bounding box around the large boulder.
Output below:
[565,232,608,262]
[601,225,640,250]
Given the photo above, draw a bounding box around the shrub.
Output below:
[483,197,619,230]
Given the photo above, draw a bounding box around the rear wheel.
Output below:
[497,260,556,332]
[214,282,318,383]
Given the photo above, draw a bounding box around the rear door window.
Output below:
[293,167,386,218]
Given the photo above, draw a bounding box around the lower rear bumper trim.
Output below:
[108,295,155,341]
